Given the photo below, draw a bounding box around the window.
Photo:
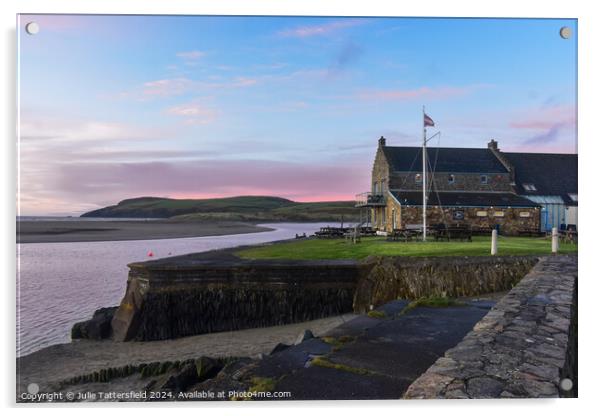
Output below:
[519,212,531,218]
[448,174,455,184]
[480,175,488,184]
[523,183,537,191]
[493,211,504,217]
[568,193,577,202]
[415,173,422,184]
[476,211,488,217]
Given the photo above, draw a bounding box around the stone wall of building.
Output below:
[369,141,391,230]
[403,255,578,399]
[353,256,538,313]
[371,142,390,194]
[389,172,513,192]
[385,204,540,235]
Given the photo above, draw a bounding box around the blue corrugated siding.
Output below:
[522,196,567,231]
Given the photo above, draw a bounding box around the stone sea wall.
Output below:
[111,257,361,342]
[353,256,538,313]
[106,252,539,342]
[403,255,577,399]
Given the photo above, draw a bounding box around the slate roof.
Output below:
[504,152,578,205]
[389,191,540,208]
[382,146,508,174]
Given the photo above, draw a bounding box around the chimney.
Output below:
[378,136,386,147]
[488,139,498,151]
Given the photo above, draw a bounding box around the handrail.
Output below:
[355,191,387,206]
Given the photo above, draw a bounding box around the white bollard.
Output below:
[552,227,559,254]
[491,229,498,255]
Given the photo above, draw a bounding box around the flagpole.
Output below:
[422,106,427,242]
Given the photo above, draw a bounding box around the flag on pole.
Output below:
[424,113,435,127]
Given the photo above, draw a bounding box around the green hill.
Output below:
[81,196,357,222]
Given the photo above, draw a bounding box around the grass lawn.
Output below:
[236,236,578,260]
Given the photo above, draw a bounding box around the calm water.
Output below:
[16,222,332,357]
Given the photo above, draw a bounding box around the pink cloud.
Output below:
[509,105,576,130]
[279,19,366,38]
[166,102,217,125]
[506,105,576,148]
[358,85,484,102]
[41,158,370,215]
[142,78,193,97]
[135,76,258,99]
[231,77,258,87]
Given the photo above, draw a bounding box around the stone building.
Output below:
[356,137,577,235]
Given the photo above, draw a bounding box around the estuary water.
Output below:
[16,222,331,357]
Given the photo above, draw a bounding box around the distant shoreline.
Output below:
[16,220,274,244]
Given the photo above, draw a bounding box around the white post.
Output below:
[491,229,498,255]
[552,227,559,254]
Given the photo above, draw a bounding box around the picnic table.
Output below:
[434,225,472,242]
[471,227,494,236]
[359,227,377,236]
[314,226,347,239]
[561,229,578,244]
[387,228,421,242]
[518,228,545,237]
[344,228,362,244]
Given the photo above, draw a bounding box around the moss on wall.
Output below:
[353,255,538,313]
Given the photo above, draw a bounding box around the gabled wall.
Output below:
[371,140,390,194]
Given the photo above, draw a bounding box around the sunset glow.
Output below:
[18,15,577,215]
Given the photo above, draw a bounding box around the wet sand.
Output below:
[17,314,357,392]
[16,220,273,243]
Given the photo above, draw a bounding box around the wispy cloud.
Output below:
[176,50,205,60]
[358,85,487,102]
[166,102,218,125]
[19,114,165,143]
[231,77,257,87]
[278,19,366,38]
[509,105,575,130]
[136,76,258,99]
[327,41,363,78]
[522,123,568,145]
[142,78,194,97]
[509,105,576,147]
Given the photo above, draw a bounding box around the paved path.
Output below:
[404,255,577,399]
[195,297,497,400]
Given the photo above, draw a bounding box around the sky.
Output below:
[18,15,577,216]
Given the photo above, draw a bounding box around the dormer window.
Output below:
[448,174,455,184]
[568,193,577,202]
[523,183,537,191]
[480,175,488,184]
[415,174,422,184]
